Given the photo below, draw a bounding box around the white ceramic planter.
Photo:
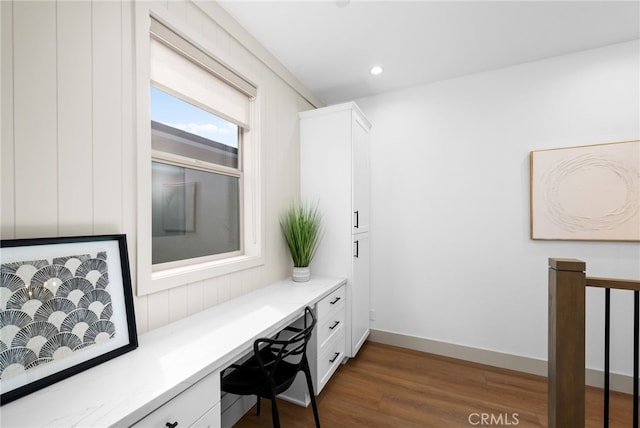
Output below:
[292,266,311,282]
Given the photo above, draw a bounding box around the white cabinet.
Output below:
[131,370,221,428]
[279,284,346,406]
[312,285,347,392]
[351,110,371,235]
[191,405,222,428]
[300,102,371,358]
[351,233,370,355]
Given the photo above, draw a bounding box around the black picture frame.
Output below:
[0,234,138,405]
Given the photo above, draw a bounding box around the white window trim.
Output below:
[134,4,264,296]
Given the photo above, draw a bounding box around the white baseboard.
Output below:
[369,328,634,394]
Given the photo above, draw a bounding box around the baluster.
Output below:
[634,290,639,428]
[604,288,610,428]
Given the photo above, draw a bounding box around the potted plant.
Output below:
[279,202,322,282]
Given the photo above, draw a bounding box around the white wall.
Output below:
[3,0,638,379]
[356,40,640,376]
[1,0,312,333]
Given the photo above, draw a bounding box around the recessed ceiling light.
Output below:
[370,65,384,76]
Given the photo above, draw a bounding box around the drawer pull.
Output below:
[329,320,340,330]
[166,422,178,428]
[329,352,340,363]
[330,297,341,305]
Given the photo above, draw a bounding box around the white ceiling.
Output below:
[218,1,640,105]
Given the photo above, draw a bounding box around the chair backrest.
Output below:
[253,306,316,390]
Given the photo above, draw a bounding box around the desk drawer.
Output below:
[317,285,345,320]
[317,326,345,393]
[192,403,221,428]
[131,371,220,428]
[317,306,346,351]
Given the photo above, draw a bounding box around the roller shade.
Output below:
[150,18,256,129]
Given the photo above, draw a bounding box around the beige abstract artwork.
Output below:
[530,140,640,241]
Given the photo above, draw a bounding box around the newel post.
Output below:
[548,258,586,428]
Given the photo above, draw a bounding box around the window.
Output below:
[141,16,261,290]
[151,87,242,267]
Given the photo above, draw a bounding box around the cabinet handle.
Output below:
[329,352,340,363]
[330,296,341,305]
[354,240,359,258]
[329,320,340,330]
[166,422,178,428]
[354,210,359,229]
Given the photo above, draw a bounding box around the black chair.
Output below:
[221,306,320,428]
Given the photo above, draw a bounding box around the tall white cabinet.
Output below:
[300,102,371,358]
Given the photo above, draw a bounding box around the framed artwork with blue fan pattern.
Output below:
[0,234,138,405]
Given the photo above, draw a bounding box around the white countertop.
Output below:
[1,276,346,428]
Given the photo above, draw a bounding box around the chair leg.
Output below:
[302,358,321,428]
[270,396,280,428]
[256,396,261,416]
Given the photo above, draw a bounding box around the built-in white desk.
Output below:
[1,276,346,428]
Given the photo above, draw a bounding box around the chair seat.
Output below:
[221,349,300,397]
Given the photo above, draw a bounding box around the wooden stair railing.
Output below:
[549,258,586,428]
[548,258,640,428]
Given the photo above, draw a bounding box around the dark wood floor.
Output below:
[234,341,635,427]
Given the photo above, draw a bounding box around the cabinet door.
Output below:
[351,114,370,234]
[131,371,220,428]
[192,403,221,428]
[350,233,370,357]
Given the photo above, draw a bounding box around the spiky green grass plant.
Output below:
[279,202,322,267]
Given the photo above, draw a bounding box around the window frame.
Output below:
[150,146,244,271]
[134,5,264,296]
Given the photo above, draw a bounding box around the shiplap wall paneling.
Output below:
[1,1,15,239]
[187,281,205,316]
[57,1,93,237]
[147,289,170,332]
[92,1,123,234]
[13,1,58,238]
[3,0,314,334]
[209,274,231,307]
[264,76,306,283]
[169,286,189,324]
[121,2,139,329]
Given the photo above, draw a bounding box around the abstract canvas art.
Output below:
[530,140,640,241]
[0,235,137,404]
